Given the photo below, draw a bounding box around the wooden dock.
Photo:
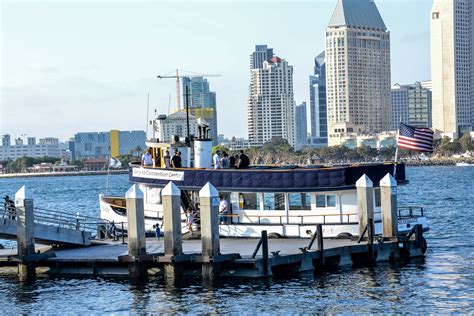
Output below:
[0,234,425,278]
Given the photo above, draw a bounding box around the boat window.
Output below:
[239,193,258,210]
[289,193,311,210]
[263,193,285,210]
[316,194,337,208]
[374,188,381,207]
[326,195,337,207]
[316,195,326,207]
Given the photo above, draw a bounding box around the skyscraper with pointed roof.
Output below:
[325,0,391,146]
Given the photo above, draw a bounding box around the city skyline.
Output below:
[1,1,432,141]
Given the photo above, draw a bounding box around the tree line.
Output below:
[215,133,473,165]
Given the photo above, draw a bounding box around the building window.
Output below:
[432,12,439,19]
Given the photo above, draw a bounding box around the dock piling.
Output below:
[316,224,325,266]
[125,184,146,277]
[15,185,36,280]
[356,174,374,239]
[199,182,221,280]
[261,230,270,276]
[380,173,398,238]
[162,181,183,280]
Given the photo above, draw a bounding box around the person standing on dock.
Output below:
[141,149,153,167]
[219,196,228,224]
[186,209,194,235]
[154,223,161,240]
[3,195,15,220]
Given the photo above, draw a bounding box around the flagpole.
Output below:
[105,155,111,196]
[393,117,402,177]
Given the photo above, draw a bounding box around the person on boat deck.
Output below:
[142,149,153,167]
[229,154,237,168]
[236,150,250,169]
[219,196,228,224]
[221,151,230,168]
[164,150,171,168]
[171,150,182,168]
[213,150,222,169]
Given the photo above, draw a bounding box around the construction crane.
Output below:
[157,69,221,110]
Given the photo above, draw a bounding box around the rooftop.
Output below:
[328,0,386,30]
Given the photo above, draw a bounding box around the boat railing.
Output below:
[222,213,362,225]
[222,207,423,226]
[397,206,424,218]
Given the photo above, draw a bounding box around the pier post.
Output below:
[317,224,325,266]
[162,181,183,280]
[356,174,374,239]
[380,173,398,238]
[199,182,221,280]
[15,186,36,281]
[125,184,146,278]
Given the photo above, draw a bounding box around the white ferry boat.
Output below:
[99,137,428,238]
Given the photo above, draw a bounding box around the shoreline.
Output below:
[0,170,128,179]
[0,158,472,179]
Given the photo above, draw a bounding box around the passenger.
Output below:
[229,154,237,168]
[141,149,153,167]
[186,209,194,235]
[221,151,230,169]
[163,150,171,168]
[154,223,161,240]
[213,150,222,169]
[171,150,182,168]
[219,196,228,224]
[236,150,250,169]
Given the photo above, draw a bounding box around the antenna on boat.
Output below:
[146,92,150,138]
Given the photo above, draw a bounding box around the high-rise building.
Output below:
[182,76,218,145]
[250,45,274,69]
[308,51,328,147]
[247,55,296,147]
[391,82,432,129]
[431,0,473,138]
[391,84,409,129]
[295,102,308,147]
[325,0,391,146]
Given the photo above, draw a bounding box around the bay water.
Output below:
[0,166,472,313]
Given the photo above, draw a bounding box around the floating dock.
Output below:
[0,173,427,280]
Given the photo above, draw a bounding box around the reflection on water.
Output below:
[0,167,473,313]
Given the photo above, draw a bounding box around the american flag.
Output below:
[397,122,434,152]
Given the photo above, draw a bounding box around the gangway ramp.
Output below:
[0,206,104,246]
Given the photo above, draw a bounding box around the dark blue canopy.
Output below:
[128,163,405,193]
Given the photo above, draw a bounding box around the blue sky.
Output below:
[0,0,432,141]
